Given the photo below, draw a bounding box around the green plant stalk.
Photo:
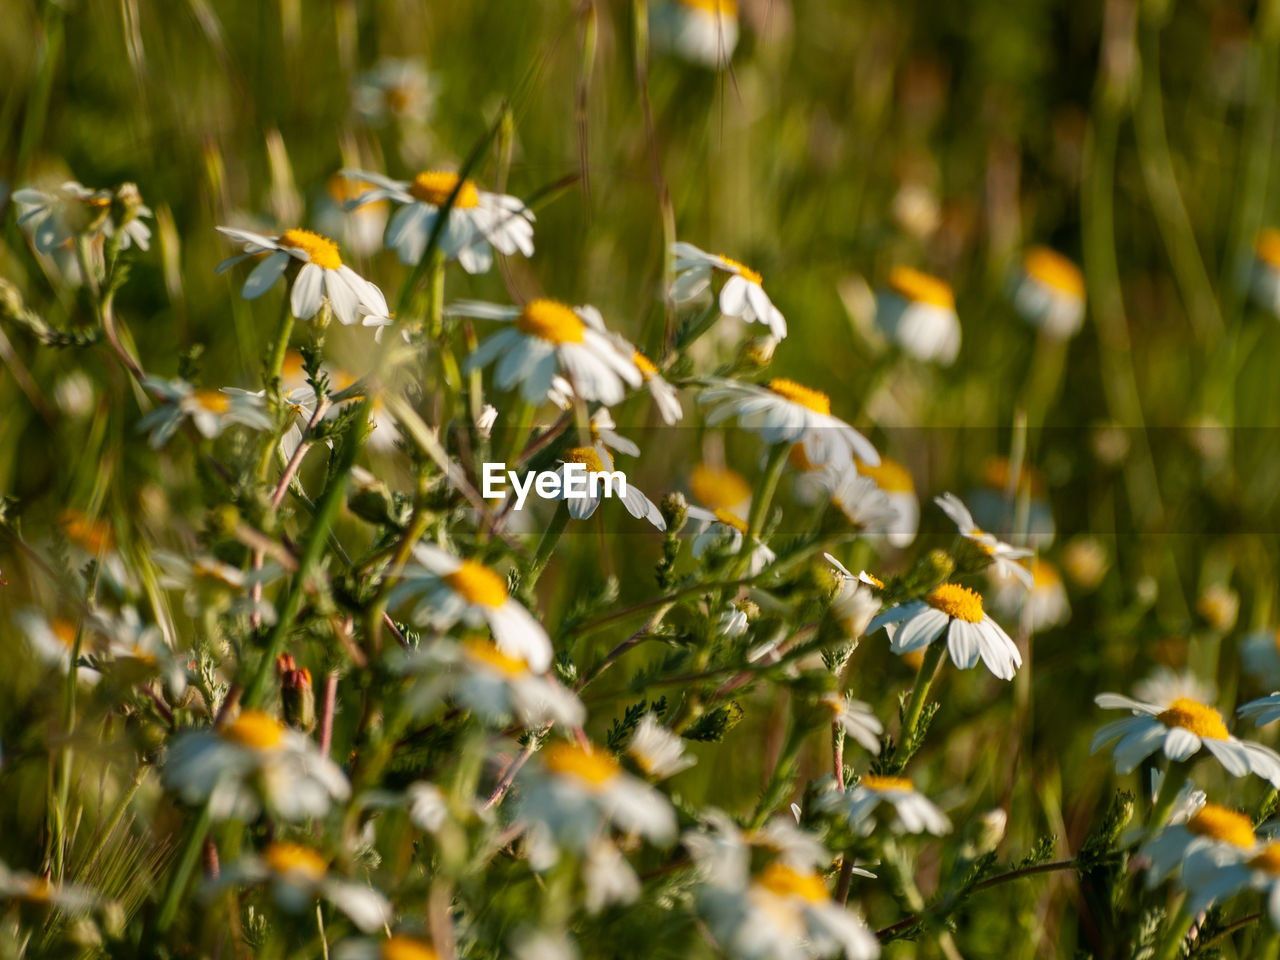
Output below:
[52,624,83,882]
[527,501,571,587]
[730,444,787,579]
[265,295,295,400]
[1148,761,1190,830]
[1154,898,1194,960]
[881,838,964,960]
[749,717,807,829]
[155,803,213,933]
[898,642,946,756]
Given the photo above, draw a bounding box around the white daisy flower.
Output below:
[825,555,884,640]
[1132,667,1216,711]
[137,377,272,448]
[689,462,752,515]
[315,174,389,258]
[627,714,695,779]
[351,57,434,125]
[820,775,951,836]
[13,180,151,254]
[588,408,640,457]
[1250,229,1280,318]
[828,470,897,529]
[717,602,751,638]
[155,550,279,623]
[1090,692,1280,785]
[867,583,1022,680]
[211,842,390,933]
[1238,693,1280,728]
[651,1,739,70]
[215,226,388,326]
[583,837,642,914]
[389,544,553,672]
[93,604,188,697]
[1141,803,1257,887]
[854,457,918,547]
[965,457,1056,549]
[875,266,960,365]
[1011,247,1086,339]
[395,637,584,729]
[162,709,350,821]
[0,863,100,911]
[553,444,666,530]
[343,169,533,273]
[335,933,444,960]
[687,506,776,575]
[699,378,879,468]
[672,243,786,339]
[13,608,98,676]
[517,741,677,854]
[935,492,1034,587]
[452,299,642,406]
[991,559,1070,631]
[821,693,883,754]
[633,350,684,423]
[1181,840,1280,928]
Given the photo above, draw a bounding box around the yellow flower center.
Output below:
[408,171,480,209]
[856,457,914,493]
[718,254,761,285]
[382,936,441,960]
[50,618,79,648]
[926,583,984,623]
[861,774,914,792]
[713,508,749,534]
[326,174,386,209]
[220,709,286,750]
[768,378,831,415]
[263,842,328,880]
[278,228,342,270]
[888,266,955,309]
[1256,228,1280,269]
[902,650,926,671]
[514,299,586,344]
[1250,843,1280,875]
[1031,560,1061,588]
[1023,246,1085,297]
[563,446,607,474]
[1155,698,1229,740]
[787,443,819,472]
[60,509,114,554]
[633,351,659,378]
[690,463,751,509]
[863,573,885,589]
[192,389,231,414]
[543,742,620,787]
[1186,804,1256,848]
[463,638,528,677]
[443,560,508,609]
[755,862,828,902]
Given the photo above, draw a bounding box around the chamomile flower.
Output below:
[1141,803,1257,887]
[588,408,640,457]
[0,864,99,911]
[162,709,350,821]
[583,837,643,913]
[554,444,665,529]
[1091,692,1280,784]
[821,693,883,754]
[966,457,1056,548]
[1132,668,1216,710]
[335,933,444,960]
[395,637,584,729]
[672,243,787,339]
[212,843,390,933]
[389,545,553,672]
[351,58,434,126]
[517,741,677,856]
[1238,693,1280,728]
[1250,228,1280,318]
[316,174,388,257]
[452,299,642,406]
[820,775,951,836]
[828,470,897,529]
[825,555,883,639]
[992,558,1071,631]
[1011,247,1086,339]
[13,180,151,254]
[343,169,533,272]
[935,492,1034,587]
[633,350,684,423]
[651,1,740,70]
[687,506,776,575]
[94,604,188,697]
[855,457,918,547]
[867,583,1022,680]
[1182,841,1280,927]
[699,378,879,468]
[155,551,279,623]
[875,266,960,365]
[215,226,388,326]
[689,462,752,515]
[627,714,695,779]
[13,608,98,675]
[138,378,272,448]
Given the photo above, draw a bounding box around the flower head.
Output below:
[876,267,960,365]
[673,242,786,339]
[868,583,1022,680]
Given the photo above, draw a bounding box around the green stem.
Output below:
[749,718,806,829]
[897,642,946,760]
[729,444,787,579]
[265,295,295,400]
[155,803,213,933]
[1148,761,1190,830]
[527,501,571,587]
[1154,899,1194,960]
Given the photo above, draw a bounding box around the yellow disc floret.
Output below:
[768,378,831,415]
[1155,698,1229,741]
[515,299,586,344]
[717,254,761,285]
[50,618,79,649]
[690,463,751,510]
[888,266,955,309]
[263,842,328,880]
[1186,804,1256,848]
[444,560,508,609]
[755,862,828,902]
[1249,843,1280,875]
[463,638,528,677]
[861,774,914,792]
[191,389,231,414]
[856,457,914,493]
[278,228,342,270]
[382,937,442,960]
[543,742,620,787]
[563,446,607,474]
[633,351,659,378]
[221,709,286,750]
[926,583,984,623]
[713,508,749,534]
[1023,246,1085,298]
[408,171,480,209]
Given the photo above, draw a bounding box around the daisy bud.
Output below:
[961,808,1008,859]
[904,548,955,595]
[660,492,688,534]
[739,335,777,370]
[346,466,400,526]
[277,654,316,732]
[111,182,145,229]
